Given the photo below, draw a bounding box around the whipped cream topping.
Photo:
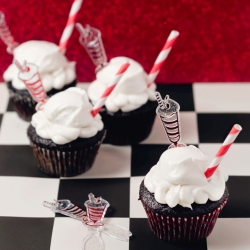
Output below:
[144,145,228,209]
[31,88,104,144]
[88,57,156,112]
[3,40,76,92]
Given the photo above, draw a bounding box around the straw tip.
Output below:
[234,124,242,131]
[170,30,180,36]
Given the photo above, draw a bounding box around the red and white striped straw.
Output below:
[59,0,83,53]
[91,62,130,117]
[147,30,179,88]
[204,124,242,179]
[0,11,18,54]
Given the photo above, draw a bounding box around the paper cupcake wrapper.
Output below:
[29,133,105,177]
[7,80,77,121]
[141,194,228,242]
[101,101,157,145]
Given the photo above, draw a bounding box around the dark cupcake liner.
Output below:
[27,125,105,177]
[140,185,228,242]
[100,100,157,145]
[7,80,77,122]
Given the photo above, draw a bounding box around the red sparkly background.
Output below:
[1,0,250,83]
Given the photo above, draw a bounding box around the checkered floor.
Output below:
[0,83,250,250]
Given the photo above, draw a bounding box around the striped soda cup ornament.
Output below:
[155,92,185,148]
[76,23,108,72]
[14,60,47,110]
[84,193,110,227]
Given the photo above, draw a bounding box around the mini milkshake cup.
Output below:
[156,93,183,148]
[139,92,242,242]
[84,193,110,227]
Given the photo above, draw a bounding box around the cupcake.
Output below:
[88,57,157,145]
[139,145,228,242]
[27,87,105,177]
[3,40,77,121]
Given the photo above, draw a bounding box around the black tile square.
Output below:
[0,145,53,178]
[7,99,14,112]
[220,176,250,218]
[58,178,130,217]
[129,218,207,250]
[0,217,54,250]
[156,84,195,111]
[197,114,250,143]
[131,144,169,176]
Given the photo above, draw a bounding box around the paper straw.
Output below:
[91,62,130,117]
[147,30,179,88]
[59,0,83,53]
[14,59,26,73]
[0,11,18,54]
[204,124,242,179]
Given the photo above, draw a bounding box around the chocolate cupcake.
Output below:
[88,57,157,145]
[139,145,229,242]
[27,87,105,177]
[3,40,77,121]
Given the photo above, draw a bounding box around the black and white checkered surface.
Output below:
[0,83,250,250]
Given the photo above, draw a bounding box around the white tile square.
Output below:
[0,176,59,217]
[199,143,250,176]
[193,83,250,113]
[130,176,147,218]
[140,116,168,144]
[0,83,9,113]
[62,144,131,179]
[0,112,30,144]
[207,218,250,250]
[141,112,198,144]
[180,112,199,144]
[51,217,129,250]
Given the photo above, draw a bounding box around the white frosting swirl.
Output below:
[3,40,76,92]
[31,88,104,145]
[144,145,228,209]
[88,57,156,112]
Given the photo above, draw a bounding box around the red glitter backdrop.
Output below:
[1,0,250,83]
